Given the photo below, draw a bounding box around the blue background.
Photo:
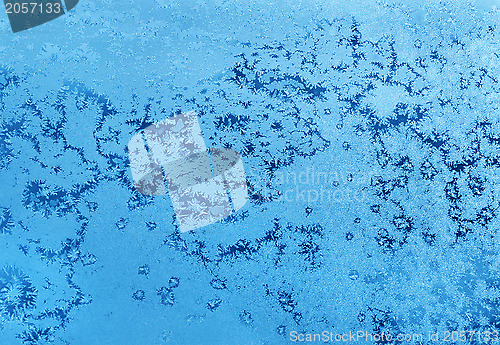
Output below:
[1,0,500,344]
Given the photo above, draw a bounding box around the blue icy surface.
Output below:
[1,0,500,344]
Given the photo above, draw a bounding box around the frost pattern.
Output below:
[1,1,500,344]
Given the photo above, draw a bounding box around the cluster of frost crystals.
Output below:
[0,71,95,344]
[1,0,500,343]
[160,7,500,342]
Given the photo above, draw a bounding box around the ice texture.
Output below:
[1,0,500,344]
